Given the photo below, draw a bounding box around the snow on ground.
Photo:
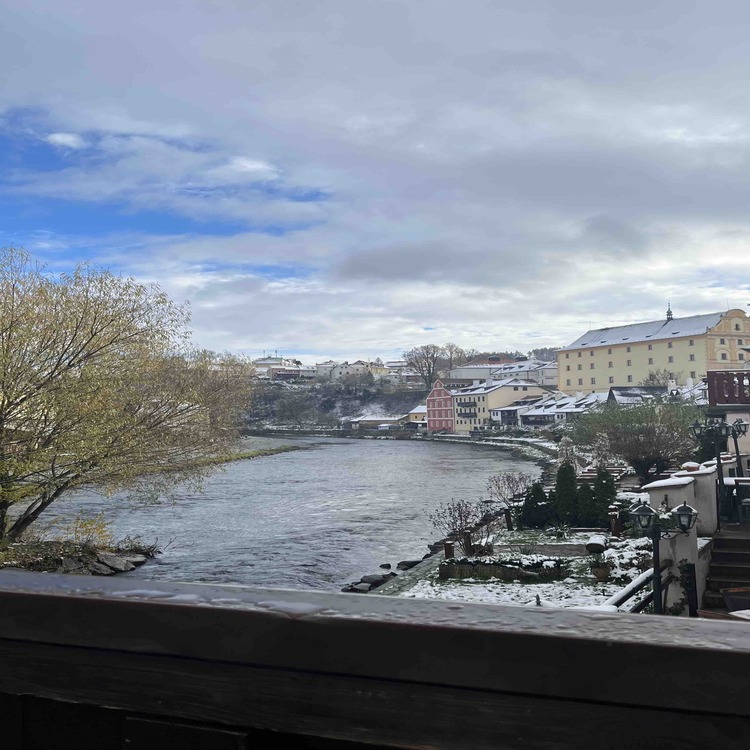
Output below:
[396,533,654,611]
[399,574,629,608]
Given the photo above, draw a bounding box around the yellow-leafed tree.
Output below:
[0,248,252,541]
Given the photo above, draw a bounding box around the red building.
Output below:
[426,379,455,432]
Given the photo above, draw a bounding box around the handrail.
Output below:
[2,570,750,748]
[603,559,672,610]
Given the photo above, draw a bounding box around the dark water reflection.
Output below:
[45,436,540,591]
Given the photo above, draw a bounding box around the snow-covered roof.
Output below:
[608,386,666,405]
[452,378,543,396]
[641,476,695,490]
[560,311,725,351]
[512,391,608,416]
[490,359,556,375]
[408,404,427,414]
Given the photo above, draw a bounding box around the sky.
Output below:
[2,0,750,363]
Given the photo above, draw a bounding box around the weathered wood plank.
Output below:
[2,571,750,717]
[123,718,248,749]
[1,641,750,750]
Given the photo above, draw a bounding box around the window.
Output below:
[721,353,728,360]
[739,339,744,345]
[566,365,570,371]
[720,338,726,345]
[689,339,694,346]
[607,348,612,354]
[590,351,594,356]
[689,354,695,361]
[627,375,633,383]
[736,324,741,331]
[626,346,631,352]
[608,361,613,368]
[668,356,674,363]
[578,378,583,385]
[590,378,596,385]
[740,354,745,361]
[608,376,614,384]
[578,364,582,370]
[578,352,582,357]
[590,363,595,369]
[648,358,654,365]
[627,359,632,366]
[565,353,569,359]
[690,371,696,379]
[648,344,652,350]
[668,342,673,348]
[566,379,571,386]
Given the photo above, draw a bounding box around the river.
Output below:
[43,436,542,591]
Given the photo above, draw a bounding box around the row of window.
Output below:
[565,353,699,371]
[565,371,700,387]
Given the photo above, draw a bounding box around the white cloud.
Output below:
[3,1,750,359]
[45,132,86,149]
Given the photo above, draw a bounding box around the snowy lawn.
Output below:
[397,532,655,611]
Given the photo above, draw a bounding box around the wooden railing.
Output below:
[2,570,750,748]
[708,370,750,405]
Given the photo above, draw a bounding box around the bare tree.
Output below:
[638,369,683,387]
[443,342,466,372]
[428,498,502,556]
[403,344,445,388]
[486,472,534,528]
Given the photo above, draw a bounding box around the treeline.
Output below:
[245,379,428,428]
[519,464,617,529]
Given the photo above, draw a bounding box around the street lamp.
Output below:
[690,418,732,530]
[629,500,698,615]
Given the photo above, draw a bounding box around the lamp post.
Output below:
[691,418,732,530]
[629,500,698,615]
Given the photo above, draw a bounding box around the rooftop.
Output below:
[560,311,725,350]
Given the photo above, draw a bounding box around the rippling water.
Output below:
[44,436,540,591]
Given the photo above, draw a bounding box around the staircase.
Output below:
[704,528,750,609]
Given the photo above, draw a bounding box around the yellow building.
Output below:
[558,307,750,394]
[452,378,551,433]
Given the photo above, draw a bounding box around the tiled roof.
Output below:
[560,312,724,350]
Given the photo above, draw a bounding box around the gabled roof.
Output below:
[560,311,725,350]
[452,378,543,396]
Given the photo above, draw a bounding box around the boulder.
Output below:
[122,554,149,567]
[96,552,135,573]
[60,557,84,572]
[397,560,421,571]
[88,562,116,576]
[379,563,392,570]
[360,574,389,585]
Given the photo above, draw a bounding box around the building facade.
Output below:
[557,308,750,394]
[426,380,455,432]
[452,378,550,433]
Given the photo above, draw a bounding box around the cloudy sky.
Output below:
[2,1,750,362]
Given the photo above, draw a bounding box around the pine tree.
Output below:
[593,468,617,526]
[553,462,579,525]
[519,482,555,529]
[576,484,598,526]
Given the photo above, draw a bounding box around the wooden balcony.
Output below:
[708,370,750,405]
[2,570,750,748]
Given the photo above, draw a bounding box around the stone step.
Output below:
[702,590,727,609]
[712,537,750,550]
[710,562,750,578]
[711,549,750,564]
[706,575,750,592]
